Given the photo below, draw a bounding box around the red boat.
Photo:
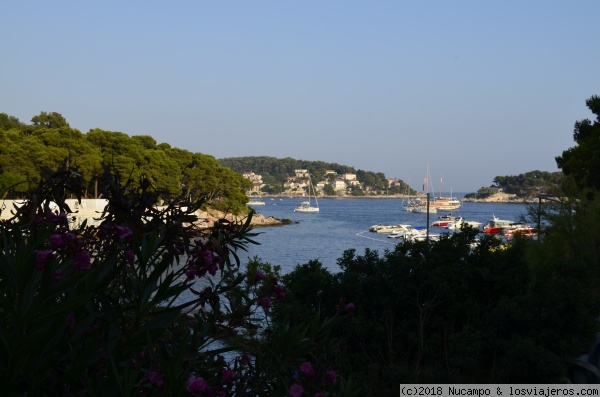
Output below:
[503,223,535,240]
[482,216,514,235]
[431,214,462,227]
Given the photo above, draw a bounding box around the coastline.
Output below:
[196,192,536,229]
[196,208,295,228]
[254,193,537,203]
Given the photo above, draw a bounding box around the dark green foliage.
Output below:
[556,95,600,192]
[218,156,355,180]
[0,113,25,131]
[31,111,69,128]
[491,170,564,196]
[273,260,339,326]
[272,229,599,392]
[322,183,336,196]
[0,112,250,211]
[0,170,244,394]
[2,170,353,396]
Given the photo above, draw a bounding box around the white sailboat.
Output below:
[294,173,320,213]
[410,163,437,214]
[401,175,419,211]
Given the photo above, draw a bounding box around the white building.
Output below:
[333,179,347,191]
[242,171,263,182]
[294,169,309,178]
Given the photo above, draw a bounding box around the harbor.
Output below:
[240,196,532,274]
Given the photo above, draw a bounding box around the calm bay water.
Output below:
[239,196,532,274]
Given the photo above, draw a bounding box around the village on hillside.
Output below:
[242,169,535,202]
[242,168,402,197]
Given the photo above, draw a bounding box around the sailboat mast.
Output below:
[312,174,318,207]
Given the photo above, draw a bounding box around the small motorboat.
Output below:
[482,216,514,235]
[503,223,535,240]
[431,214,462,227]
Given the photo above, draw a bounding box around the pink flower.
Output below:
[73,250,91,271]
[254,271,267,282]
[259,297,272,309]
[240,353,252,366]
[34,250,54,271]
[289,384,304,397]
[49,234,63,248]
[324,369,337,386]
[187,375,209,395]
[336,299,356,314]
[115,226,133,242]
[186,268,197,281]
[125,248,135,263]
[208,263,218,276]
[221,368,234,384]
[274,284,286,300]
[201,249,213,263]
[148,371,165,390]
[299,361,315,377]
[63,232,77,246]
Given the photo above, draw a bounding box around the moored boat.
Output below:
[371,224,408,234]
[447,220,482,230]
[503,223,535,240]
[295,201,319,213]
[432,196,461,211]
[431,214,462,227]
[412,205,437,214]
[482,216,514,235]
[387,224,426,239]
[369,224,393,232]
[247,199,266,206]
[294,173,320,213]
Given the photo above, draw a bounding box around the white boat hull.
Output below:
[294,207,319,213]
[412,206,437,214]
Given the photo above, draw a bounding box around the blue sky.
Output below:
[2,1,599,192]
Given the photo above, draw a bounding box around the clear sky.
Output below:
[2,1,599,192]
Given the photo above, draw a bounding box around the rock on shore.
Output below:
[196,208,294,228]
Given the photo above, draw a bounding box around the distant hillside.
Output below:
[466,170,564,198]
[217,156,416,196]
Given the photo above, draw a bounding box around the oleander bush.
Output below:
[0,171,357,396]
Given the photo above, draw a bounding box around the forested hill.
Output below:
[490,170,564,196]
[218,156,355,181]
[217,156,413,195]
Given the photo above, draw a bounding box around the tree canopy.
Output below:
[556,95,600,192]
[0,112,251,212]
[492,170,564,196]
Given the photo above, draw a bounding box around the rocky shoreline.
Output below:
[196,208,294,228]
[194,192,537,229]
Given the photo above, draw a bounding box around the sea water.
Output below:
[239,196,532,274]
